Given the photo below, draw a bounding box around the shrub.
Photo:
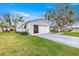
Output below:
[16,32,29,35]
[21,32,28,35]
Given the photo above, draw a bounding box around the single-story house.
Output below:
[16,19,50,35]
[71,22,79,32]
[6,25,15,32]
[0,24,15,32]
[0,25,15,32]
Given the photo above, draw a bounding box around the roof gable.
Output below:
[26,18,49,24]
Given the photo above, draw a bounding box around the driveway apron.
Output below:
[38,34,79,49]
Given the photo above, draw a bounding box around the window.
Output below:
[34,25,39,33]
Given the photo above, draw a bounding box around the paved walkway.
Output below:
[37,34,79,49]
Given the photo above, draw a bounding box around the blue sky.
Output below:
[0,3,79,21]
[0,3,55,20]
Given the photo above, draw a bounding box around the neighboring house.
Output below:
[0,24,3,32]
[72,22,79,28]
[16,19,50,35]
[7,25,15,32]
[71,22,79,32]
[0,25,15,32]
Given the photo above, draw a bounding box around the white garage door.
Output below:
[39,25,49,34]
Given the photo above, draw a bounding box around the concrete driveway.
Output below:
[38,34,79,49]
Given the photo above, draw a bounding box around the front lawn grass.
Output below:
[50,30,60,34]
[63,32,79,37]
[0,32,79,56]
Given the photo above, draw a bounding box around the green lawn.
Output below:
[63,32,79,37]
[0,32,79,56]
[50,30,60,34]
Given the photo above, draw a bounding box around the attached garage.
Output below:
[26,19,50,35]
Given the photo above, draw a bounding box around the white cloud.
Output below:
[18,12,30,17]
[13,11,30,17]
[70,3,79,5]
[11,11,41,20]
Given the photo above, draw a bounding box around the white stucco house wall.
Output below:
[16,19,50,35]
[26,19,50,35]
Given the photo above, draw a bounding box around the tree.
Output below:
[15,14,24,32]
[45,5,73,32]
[3,13,12,26]
[64,6,73,31]
[64,6,73,25]
[44,7,52,20]
[49,5,65,32]
[0,17,4,31]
